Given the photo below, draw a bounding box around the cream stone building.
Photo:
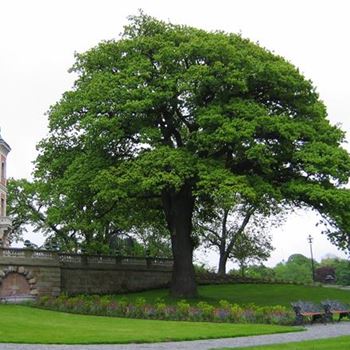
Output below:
[0,130,11,247]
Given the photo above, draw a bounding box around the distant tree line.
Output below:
[235,253,350,285]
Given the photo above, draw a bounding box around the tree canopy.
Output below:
[33,13,350,297]
[7,178,171,256]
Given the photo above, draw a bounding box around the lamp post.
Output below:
[307,235,315,283]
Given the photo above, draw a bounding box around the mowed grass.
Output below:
[0,305,299,344]
[116,284,350,306]
[218,335,350,350]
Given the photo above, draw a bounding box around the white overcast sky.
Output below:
[1,0,349,268]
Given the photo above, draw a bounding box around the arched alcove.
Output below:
[0,272,31,298]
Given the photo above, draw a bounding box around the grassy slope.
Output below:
[0,305,299,344]
[219,336,350,350]
[116,284,350,306]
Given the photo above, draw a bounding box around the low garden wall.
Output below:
[60,255,172,295]
[0,249,173,297]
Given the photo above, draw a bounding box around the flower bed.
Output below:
[35,295,294,325]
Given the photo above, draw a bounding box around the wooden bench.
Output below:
[321,300,350,322]
[291,301,326,325]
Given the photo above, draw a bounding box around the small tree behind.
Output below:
[231,230,274,277]
[196,199,280,275]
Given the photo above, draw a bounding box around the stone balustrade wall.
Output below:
[0,248,173,297]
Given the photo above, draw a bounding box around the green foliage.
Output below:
[176,299,191,317]
[320,256,350,285]
[154,300,167,318]
[231,230,274,276]
[274,254,316,284]
[287,254,312,265]
[243,255,350,286]
[6,178,49,244]
[243,264,276,280]
[197,301,215,320]
[36,294,294,325]
[7,178,172,256]
[195,198,280,275]
[230,304,245,322]
[336,263,350,285]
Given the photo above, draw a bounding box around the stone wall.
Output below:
[0,249,172,297]
[61,264,171,295]
[0,253,61,297]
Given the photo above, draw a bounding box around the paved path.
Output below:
[1,323,350,350]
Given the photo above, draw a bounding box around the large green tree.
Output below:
[34,13,350,297]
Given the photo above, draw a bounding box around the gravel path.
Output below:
[1,323,350,350]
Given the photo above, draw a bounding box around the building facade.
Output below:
[0,130,11,247]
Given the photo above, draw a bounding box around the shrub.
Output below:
[176,300,190,319]
[230,304,244,322]
[197,301,214,321]
[155,302,167,318]
[35,294,294,325]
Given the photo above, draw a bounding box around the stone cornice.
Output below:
[0,134,11,154]
[0,183,7,193]
[0,143,11,156]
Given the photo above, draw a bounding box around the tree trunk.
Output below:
[240,263,246,278]
[218,209,229,276]
[218,253,228,275]
[162,185,197,298]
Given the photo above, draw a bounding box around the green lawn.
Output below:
[2,284,347,344]
[0,305,299,344]
[218,336,350,350]
[115,284,350,306]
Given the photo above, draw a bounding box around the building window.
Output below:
[1,161,5,181]
[0,198,4,217]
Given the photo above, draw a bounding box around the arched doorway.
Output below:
[0,272,31,298]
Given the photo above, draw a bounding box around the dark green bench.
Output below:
[322,300,350,322]
[291,301,326,325]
